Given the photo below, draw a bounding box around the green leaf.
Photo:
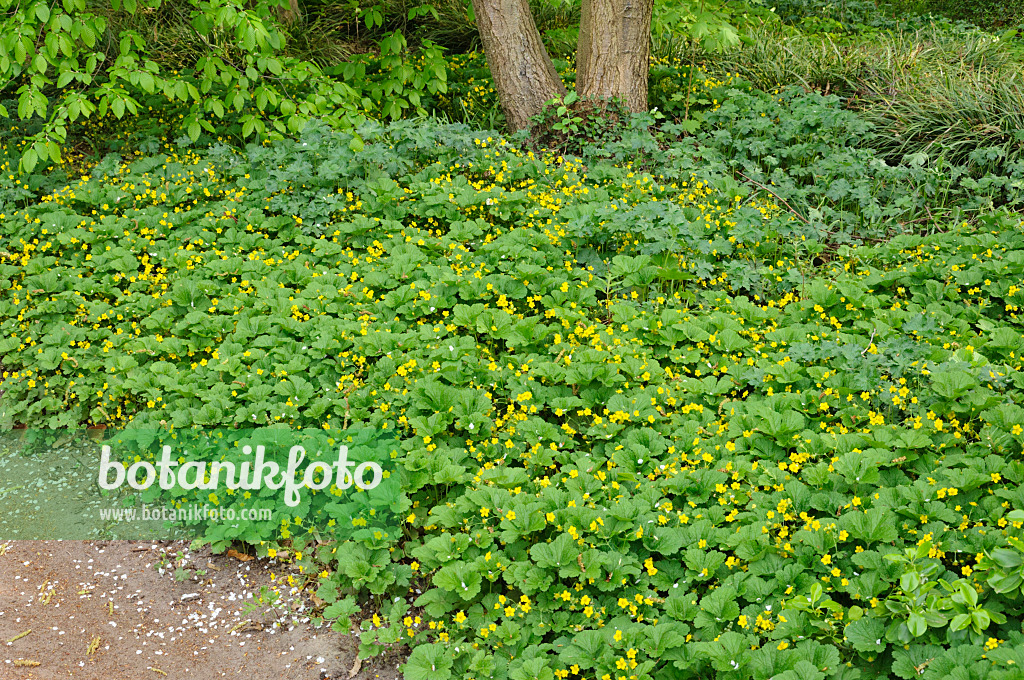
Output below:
[988,572,1023,594]
[907,612,927,637]
[841,507,898,544]
[404,643,453,680]
[21,149,38,174]
[931,370,976,400]
[323,596,360,631]
[971,609,991,632]
[990,548,1022,569]
[950,613,971,631]
[433,562,482,600]
[510,657,554,680]
[530,533,577,572]
[315,579,339,604]
[773,660,825,680]
[844,617,886,653]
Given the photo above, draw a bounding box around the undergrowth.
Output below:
[4,86,1024,679]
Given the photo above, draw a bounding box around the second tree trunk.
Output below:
[576,0,653,111]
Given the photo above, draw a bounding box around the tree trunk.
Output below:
[576,0,652,111]
[278,0,301,25]
[469,0,566,130]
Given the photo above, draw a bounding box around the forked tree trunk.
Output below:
[576,0,653,111]
[469,0,566,130]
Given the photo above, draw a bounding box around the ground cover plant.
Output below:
[3,78,1024,679]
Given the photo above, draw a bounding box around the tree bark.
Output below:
[469,0,566,130]
[576,0,652,111]
[278,0,301,25]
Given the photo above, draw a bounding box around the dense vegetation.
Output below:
[3,0,1024,679]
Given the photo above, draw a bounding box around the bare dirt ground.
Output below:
[0,541,403,680]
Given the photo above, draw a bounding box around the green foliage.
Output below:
[690,19,1024,171]
[107,426,402,554]
[326,34,449,122]
[0,0,346,170]
[0,0,448,173]
[431,51,505,128]
[650,0,765,59]
[647,61,750,122]
[770,0,930,33]
[976,514,1024,597]
[5,87,1024,678]
[915,0,1024,30]
[529,91,635,156]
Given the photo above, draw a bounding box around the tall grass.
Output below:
[687,21,1016,98]
[866,71,1024,170]
[679,20,1024,170]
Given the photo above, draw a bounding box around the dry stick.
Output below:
[6,629,31,643]
[861,328,877,356]
[736,171,811,225]
[228,619,252,634]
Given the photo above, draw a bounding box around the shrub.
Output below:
[0,0,449,174]
[528,92,634,156]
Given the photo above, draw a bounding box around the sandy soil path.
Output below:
[0,541,402,680]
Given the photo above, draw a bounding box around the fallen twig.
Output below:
[228,619,252,634]
[7,629,31,643]
[861,328,877,356]
[737,171,810,225]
